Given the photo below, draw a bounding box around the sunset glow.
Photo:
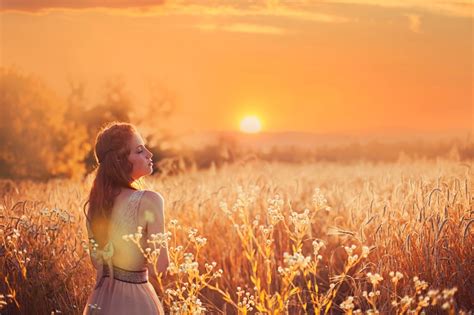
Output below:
[0,1,471,134]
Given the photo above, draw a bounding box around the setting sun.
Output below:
[240,116,262,133]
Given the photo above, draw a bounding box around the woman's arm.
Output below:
[139,191,170,283]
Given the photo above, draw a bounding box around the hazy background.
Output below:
[0,0,472,179]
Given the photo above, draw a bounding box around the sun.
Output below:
[239,115,262,133]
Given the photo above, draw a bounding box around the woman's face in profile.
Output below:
[127,132,154,180]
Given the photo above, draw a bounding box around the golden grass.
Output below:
[1,159,472,314]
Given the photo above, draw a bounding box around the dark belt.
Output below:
[95,265,148,289]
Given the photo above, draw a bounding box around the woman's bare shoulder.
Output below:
[140,190,164,208]
[138,190,165,226]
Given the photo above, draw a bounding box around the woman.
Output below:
[83,122,169,314]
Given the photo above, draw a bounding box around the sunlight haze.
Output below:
[1,0,472,135]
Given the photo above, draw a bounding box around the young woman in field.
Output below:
[83,122,169,314]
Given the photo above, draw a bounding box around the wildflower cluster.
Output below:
[187,228,207,248]
[312,239,324,257]
[413,276,429,293]
[289,209,310,234]
[340,296,355,311]
[288,208,312,252]
[339,271,459,314]
[363,272,383,311]
[341,244,370,271]
[168,295,206,315]
[122,226,170,274]
[367,272,383,286]
[2,228,31,279]
[258,224,274,247]
[312,188,331,211]
[236,287,256,312]
[39,207,75,223]
[393,280,458,314]
[124,221,223,314]
[390,271,404,284]
[267,194,284,224]
[281,251,311,275]
[220,185,260,219]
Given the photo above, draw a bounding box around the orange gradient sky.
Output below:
[1,1,472,134]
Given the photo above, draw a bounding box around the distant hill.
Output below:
[173,129,472,150]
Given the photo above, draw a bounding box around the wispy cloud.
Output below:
[93,3,350,24]
[1,0,471,18]
[405,14,422,33]
[195,22,288,35]
[322,0,473,18]
[0,0,164,12]
[0,1,351,38]
[0,0,349,24]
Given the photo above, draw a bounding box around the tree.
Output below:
[0,67,90,179]
[66,76,176,174]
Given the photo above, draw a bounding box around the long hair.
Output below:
[84,122,138,247]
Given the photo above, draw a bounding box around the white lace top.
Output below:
[88,190,147,278]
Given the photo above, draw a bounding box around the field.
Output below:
[1,159,473,314]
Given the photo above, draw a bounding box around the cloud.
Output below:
[0,0,348,24]
[322,0,473,18]
[1,0,472,19]
[1,0,472,18]
[146,4,349,23]
[195,22,288,35]
[224,23,286,35]
[0,0,165,12]
[0,1,350,38]
[405,14,422,33]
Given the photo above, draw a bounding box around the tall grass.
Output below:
[1,159,472,314]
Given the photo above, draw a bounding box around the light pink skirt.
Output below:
[83,266,164,315]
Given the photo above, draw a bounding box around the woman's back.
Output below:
[108,188,147,271]
[83,188,166,315]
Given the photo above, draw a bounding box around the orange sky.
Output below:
[1,1,472,135]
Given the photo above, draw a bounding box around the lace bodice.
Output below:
[110,190,145,236]
[88,190,147,281]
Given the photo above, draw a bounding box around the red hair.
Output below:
[84,122,137,247]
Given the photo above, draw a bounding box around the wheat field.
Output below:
[1,159,473,314]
